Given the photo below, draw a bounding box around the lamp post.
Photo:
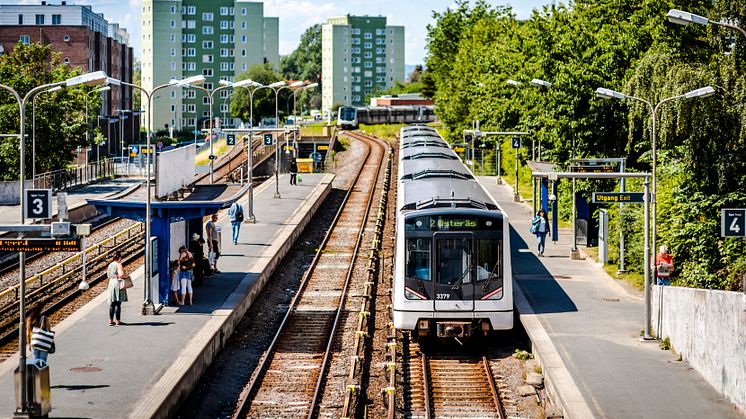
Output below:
[86,86,110,169]
[291,82,318,124]
[269,80,287,198]
[0,70,108,417]
[119,109,131,164]
[107,74,203,315]
[31,86,63,187]
[595,85,715,334]
[666,9,746,38]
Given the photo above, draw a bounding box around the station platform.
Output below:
[0,178,141,225]
[478,176,742,419]
[0,173,333,418]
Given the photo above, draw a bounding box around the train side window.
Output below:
[406,238,431,282]
[476,239,502,282]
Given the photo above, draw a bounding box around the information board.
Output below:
[0,238,81,252]
[572,165,615,173]
[592,192,645,204]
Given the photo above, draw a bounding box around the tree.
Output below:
[281,24,322,113]
[230,63,284,126]
[0,42,93,180]
[408,65,424,83]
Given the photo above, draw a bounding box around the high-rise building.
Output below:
[0,1,137,157]
[141,1,279,132]
[321,15,404,112]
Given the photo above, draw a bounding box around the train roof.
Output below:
[401,146,459,160]
[401,139,449,149]
[401,125,437,134]
[400,159,474,181]
[399,178,498,211]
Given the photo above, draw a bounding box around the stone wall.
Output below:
[653,285,746,413]
[0,180,34,205]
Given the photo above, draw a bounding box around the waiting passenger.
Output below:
[178,246,195,306]
[170,260,181,305]
[655,245,674,285]
[107,251,130,326]
[530,210,550,257]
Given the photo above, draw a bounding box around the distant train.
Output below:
[392,124,514,340]
[337,105,437,129]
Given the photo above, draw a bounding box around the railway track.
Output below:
[0,222,144,355]
[402,336,507,419]
[232,131,386,418]
[195,136,276,184]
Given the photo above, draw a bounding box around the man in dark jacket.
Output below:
[289,158,298,185]
[189,234,208,284]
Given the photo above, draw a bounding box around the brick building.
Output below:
[0,1,137,159]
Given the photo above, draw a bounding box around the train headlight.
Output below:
[405,287,426,300]
[485,220,492,227]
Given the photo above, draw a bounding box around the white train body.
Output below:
[393,124,513,339]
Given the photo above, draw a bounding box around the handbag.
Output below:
[236,206,244,222]
[31,327,55,353]
[119,276,134,290]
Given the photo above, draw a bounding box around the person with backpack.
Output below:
[530,209,550,257]
[228,201,244,245]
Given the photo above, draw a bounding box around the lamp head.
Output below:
[66,70,108,87]
[97,86,111,93]
[595,87,626,100]
[173,75,206,87]
[506,79,522,87]
[290,80,305,88]
[218,79,232,87]
[305,82,319,90]
[47,86,63,93]
[233,79,257,88]
[268,81,286,88]
[684,86,715,99]
[548,193,557,203]
[666,9,709,26]
[530,79,553,88]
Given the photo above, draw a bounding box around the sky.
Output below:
[4,0,555,65]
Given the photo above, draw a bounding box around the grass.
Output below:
[359,123,406,140]
[603,262,645,290]
[300,123,326,136]
[195,138,229,166]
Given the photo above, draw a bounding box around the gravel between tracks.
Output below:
[176,139,368,418]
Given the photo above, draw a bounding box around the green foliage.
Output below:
[0,43,93,180]
[514,349,533,361]
[230,63,284,126]
[425,0,746,290]
[281,24,321,114]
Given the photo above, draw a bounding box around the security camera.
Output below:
[548,194,557,202]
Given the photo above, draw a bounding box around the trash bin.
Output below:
[14,360,51,417]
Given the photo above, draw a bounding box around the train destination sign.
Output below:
[406,215,500,231]
[572,165,615,173]
[0,238,81,252]
[592,192,645,204]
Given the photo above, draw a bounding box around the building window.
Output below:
[170,20,176,28]
[203,55,213,63]
[63,58,70,64]
[170,34,176,42]
[364,32,372,39]
[220,6,229,15]
[202,12,213,21]
[220,21,229,30]
[170,6,176,13]
[241,35,246,43]
[364,61,372,68]
[188,34,196,42]
[364,42,372,49]
[364,52,372,58]
[18,14,23,24]
[171,62,177,70]
[376,38,385,45]
[241,49,246,56]
[352,28,360,35]
[170,49,176,56]
[241,7,247,15]
[187,6,196,15]
[376,28,384,35]
[203,68,213,77]
[204,83,213,90]
[203,40,213,49]
[19,35,30,44]
[52,14,61,25]
[351,38,360,45]
[241,21,246,29]
[202,26,213,34]
[35,14,44,25]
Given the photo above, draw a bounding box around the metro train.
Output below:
[337,105,437,129]
[393,124,514,340]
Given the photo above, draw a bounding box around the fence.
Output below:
[33,159,115,191]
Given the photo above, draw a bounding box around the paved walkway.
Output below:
[0,173,333,419]
[478,176,742,419]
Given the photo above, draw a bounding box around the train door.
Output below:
[433,233,474,311]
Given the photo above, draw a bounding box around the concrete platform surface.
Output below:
[0,173,333,419]
[478,176,743,419]
[0,178,142,225]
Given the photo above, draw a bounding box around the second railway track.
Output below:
[233,131,387,418]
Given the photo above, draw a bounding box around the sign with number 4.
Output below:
[25,189,52,220]
[721,208,746,237]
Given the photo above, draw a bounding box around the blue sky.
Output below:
[6,0,556,65]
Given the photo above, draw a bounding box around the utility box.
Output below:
[598,209,609,264]
[296,158,314,173]
[15,360,51,417]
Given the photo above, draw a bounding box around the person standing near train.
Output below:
[530,209,550,257]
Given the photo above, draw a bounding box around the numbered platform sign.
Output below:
[721,208,746,237]
[227,134,236,146]
[263,133,273,146]
[25,189,52,220]
[511,137,521,149]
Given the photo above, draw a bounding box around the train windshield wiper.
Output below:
[451,265,472,291]
[481,263,501,292]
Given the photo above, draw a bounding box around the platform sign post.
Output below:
[721,209,746,237]
[24,189,52,220]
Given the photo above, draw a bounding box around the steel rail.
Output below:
[309,131,386,418]
[483,355,506,419]
[232,133,378,419]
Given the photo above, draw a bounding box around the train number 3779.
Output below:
[436,293,450,300]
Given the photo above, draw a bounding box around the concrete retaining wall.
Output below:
[0,180,33,204]
[653,285,746,412]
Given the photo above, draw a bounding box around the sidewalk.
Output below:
[0,173,333,419]
[478,176,742,419]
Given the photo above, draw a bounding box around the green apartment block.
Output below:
[322,15,404,112]
[141,1,279,132]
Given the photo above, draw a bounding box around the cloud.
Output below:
[263,0,343,54]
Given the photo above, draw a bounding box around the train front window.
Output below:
[405,238,430,300]
[340,108,356,121]
[436,238,471,286]
[477,239,503,299]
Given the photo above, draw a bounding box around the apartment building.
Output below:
[141,0,279,131]
[321,15,404,112]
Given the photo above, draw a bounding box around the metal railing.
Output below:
[33,159,115,191]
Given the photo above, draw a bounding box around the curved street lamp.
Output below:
[666,9,746,38]
[595,85,715,339]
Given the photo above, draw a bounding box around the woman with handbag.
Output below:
[107,251,130,326]
[178,246,195,306]
[27,304,54,365]
[530,209,550,257]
